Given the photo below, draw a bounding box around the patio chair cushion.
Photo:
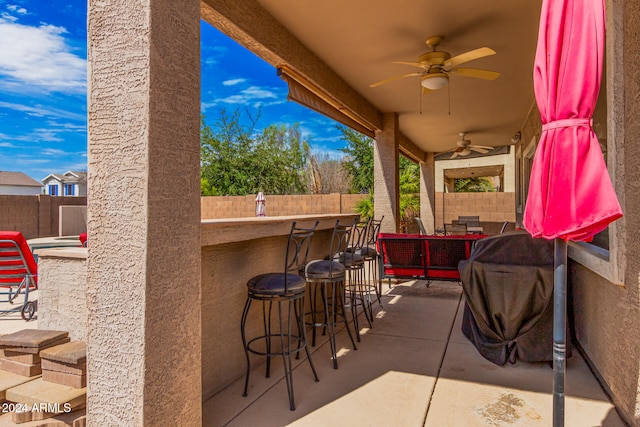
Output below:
[377,233,486,282]
[247,273,306,296]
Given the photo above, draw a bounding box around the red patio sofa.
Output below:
[377,233,487,285]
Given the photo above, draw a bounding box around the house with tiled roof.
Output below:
[0,171,43,195]
[42,171,87,197]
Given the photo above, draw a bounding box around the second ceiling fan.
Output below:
[445,133,493,159]
[370,35,500,92]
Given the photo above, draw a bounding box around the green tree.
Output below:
[200,109,310,195]
[340,126,373,193]
[251,124,310,194]
[351,150,421,229]
[454,177,496,192]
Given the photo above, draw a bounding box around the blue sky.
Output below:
[0,1,345,182]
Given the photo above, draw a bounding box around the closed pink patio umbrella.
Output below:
[524,0,622,424]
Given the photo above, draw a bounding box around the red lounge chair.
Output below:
[0,231,38,320]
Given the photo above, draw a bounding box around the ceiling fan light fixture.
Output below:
[421,73,448,90]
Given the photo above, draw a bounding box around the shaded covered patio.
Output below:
[84,0,639,425]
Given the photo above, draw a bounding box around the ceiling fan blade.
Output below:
[460,148,472,156]
[392,61,428,69]
[369,72,422,88]
[449,67,500,80]
[470,145,494,150]
[450,151,460,159]
[470,147,490,154]
[443,47,496,69]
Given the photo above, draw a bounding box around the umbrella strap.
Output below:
[542,118,591,132]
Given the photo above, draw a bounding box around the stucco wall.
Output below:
[87,0,202,424]
[565,0,640,425]
[36,249,88,341]
[435,152,516,192]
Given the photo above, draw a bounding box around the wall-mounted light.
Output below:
[511,131,522,144]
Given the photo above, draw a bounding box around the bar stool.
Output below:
[241,221,319,411]
[345,219,375,330]
[304,219,358,369]
[358,216,384,309]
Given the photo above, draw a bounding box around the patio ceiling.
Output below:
[201,0,542,155]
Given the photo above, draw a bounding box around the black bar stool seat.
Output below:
[247,273,307,297]
[305,259,346,280]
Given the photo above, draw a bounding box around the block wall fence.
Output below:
[434,192,516,228]
[200,193,368,219]
[0,195,87,239]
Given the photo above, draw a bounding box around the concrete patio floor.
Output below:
[203,280,625,427]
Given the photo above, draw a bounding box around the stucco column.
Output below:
[87,0,201,425]
[419,153,436,234]
[374,113,400,233]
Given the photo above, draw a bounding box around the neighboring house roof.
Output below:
[0,171,42,187]
[42,171,87,185]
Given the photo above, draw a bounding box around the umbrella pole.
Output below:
[553,238,567,427]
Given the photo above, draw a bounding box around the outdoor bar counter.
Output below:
[35,213,359,403]
[200,214,357,400]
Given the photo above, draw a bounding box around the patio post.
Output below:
[419,153,436,234]
[374,113,400,233]
[87,0,202,425]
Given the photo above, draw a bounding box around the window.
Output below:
[64,184,75,196]
[48,184,58,196]
[568,8,625,285]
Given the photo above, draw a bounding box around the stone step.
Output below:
[40,341,85,365]
[6,377,86,410]
[0,330,70,355]
[0,370,40,401]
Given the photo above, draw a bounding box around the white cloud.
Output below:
[6,5,27,14]
[0,17,86,93]
[29,128,64,142]
[312,134,344,144]
[222,78,246,86]
[221,86,278,104]
[201,85,286,110]
[41,148,66,156]
[14,156,50,165]
[1,12,17,22]
[0,141,16,147]
[200,101,216,111]
[0,101,85,121]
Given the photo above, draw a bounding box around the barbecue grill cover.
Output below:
[459,230,561,365]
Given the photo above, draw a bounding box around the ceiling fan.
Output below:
[369,36,500,92]
[445,133,494,159]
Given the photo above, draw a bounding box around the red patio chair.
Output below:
[0,231,38,320]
